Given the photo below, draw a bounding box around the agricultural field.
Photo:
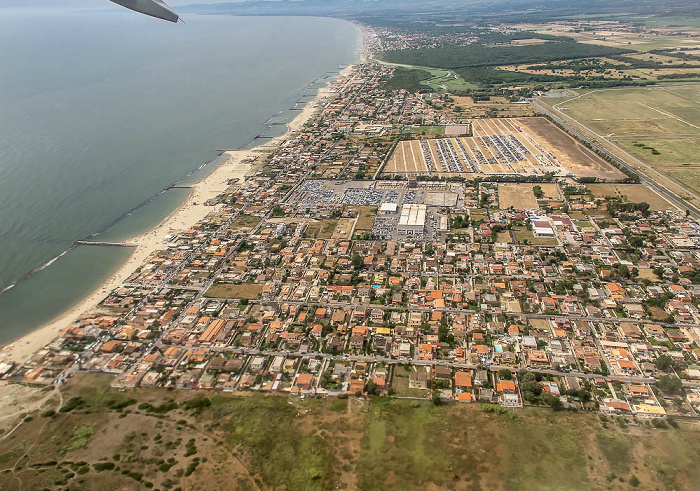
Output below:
[544,85,700,195]
[4,374,700,490]
[384,117,623,180]
[522,20,700,52]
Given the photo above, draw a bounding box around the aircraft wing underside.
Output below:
[109,0,179,23]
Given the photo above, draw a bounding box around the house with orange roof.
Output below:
[457,392,472,402]
[295,373,314,391]
[629,384,650,398]
[419,343,436,360]
[454,371,472,389]
[496,379,516,394]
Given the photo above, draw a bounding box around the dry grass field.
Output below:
[499,183,539,209]
[586,184,677,211]
[353,206,377,231]
[444,95,538,119]
[4,374,700,490]
[304,219,339,239]
[228,214,262,232]
[545,85,700,196]
[204,283,264,300]
[514,117,626,180]
[333,218,355,239]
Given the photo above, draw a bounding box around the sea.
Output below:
[0,9,361,345]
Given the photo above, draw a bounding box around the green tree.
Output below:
[657,375,683,395]
[365,380,379,396]
[498,369,513,380]
[351,253,363,270]
[654,354,674,372]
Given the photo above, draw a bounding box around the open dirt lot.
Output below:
[514,117,626,180]
[204,283,264,300]
[333,218,355,239]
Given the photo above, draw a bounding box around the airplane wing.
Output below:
[109,0,179,23]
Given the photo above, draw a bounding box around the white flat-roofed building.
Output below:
[530,217,555,238]
[270,355,285,372]
[398,204,426,234]
[380,202,398,213]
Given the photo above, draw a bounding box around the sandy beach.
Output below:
[0,65,354,365]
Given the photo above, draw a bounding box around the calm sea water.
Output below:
[0,10,361,344]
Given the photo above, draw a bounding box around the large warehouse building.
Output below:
[398,204,427,234]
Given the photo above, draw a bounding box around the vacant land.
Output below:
[499,183,539,209]
[205,283,264,300]
[333,218,355,239]
[305,219,339,239]
[514,117,626,180]
[354,206,377,231]
[3,375,700,490]
[446,95,537,118]
[411,125,445,136]
[586,184,677,210]
[390,365,430,398]
[497,230,513,243]
[228,214,262,232]
[513,227,558,246]
[545,85,700,195]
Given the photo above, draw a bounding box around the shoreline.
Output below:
[0,63,355,366]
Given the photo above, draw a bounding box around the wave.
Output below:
[0,246,75,298]
[34,248,72,273]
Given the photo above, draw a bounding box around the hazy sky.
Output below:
[0,0,228,8]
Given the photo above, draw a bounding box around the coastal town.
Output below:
[4,31,700,424]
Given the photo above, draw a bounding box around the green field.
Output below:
[3,374,700,490]
[410,125,445,136]
[546,84,700,195]
[381,64,478,93]
[420,67,479,92]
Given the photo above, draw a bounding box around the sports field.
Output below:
[384,117,623,180]
[546,85,700,196]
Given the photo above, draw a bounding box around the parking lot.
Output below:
[288,180,429,207]
[383,118,571,178]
